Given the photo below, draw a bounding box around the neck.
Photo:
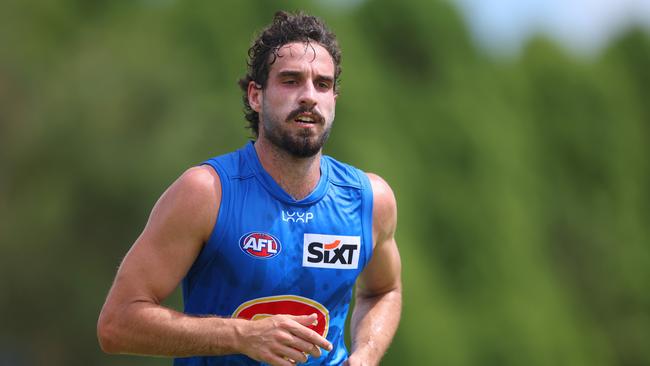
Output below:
[254,138,322,200]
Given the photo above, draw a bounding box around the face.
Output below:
[249,41,337,158]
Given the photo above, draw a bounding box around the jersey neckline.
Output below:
[243,141,330,206]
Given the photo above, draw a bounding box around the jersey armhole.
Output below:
[184,160,232,283]
[357,169,374,270]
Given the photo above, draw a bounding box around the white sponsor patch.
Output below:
[302,233,360,269]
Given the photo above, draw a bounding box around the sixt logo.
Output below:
[239,232,282,259]
[303,233,361,269]
[282,210,314,223]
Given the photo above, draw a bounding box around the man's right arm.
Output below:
[97,165,331,365]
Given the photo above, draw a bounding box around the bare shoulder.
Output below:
[365,173,397,244]
[174,164,221,196]
[147,164,222,244]
[366,173,396,207]
[164,165,221,210]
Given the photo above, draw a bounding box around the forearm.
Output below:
[349,287,402,365]
[98,300,244,357]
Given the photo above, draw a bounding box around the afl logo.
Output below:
[232,295,330,338]
[239,232,282,259]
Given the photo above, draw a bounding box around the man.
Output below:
[97,11,401,366]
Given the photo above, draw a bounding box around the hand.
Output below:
[235,313,333,366]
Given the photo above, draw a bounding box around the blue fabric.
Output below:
[174,142,373,365]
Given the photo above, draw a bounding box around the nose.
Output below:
[298,82,317,109]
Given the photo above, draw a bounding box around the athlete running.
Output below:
[98,11,401,366]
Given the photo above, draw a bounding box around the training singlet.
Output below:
[174,142,374,366]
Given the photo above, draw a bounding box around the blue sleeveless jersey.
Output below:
[174,142,374,366]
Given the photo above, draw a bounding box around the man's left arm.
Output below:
[347,173,402,366]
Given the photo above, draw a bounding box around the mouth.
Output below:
[287,109,324,126]
[294,113,317,125]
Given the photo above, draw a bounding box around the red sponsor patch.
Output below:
[232,295,329,338]
[239,232,282,259]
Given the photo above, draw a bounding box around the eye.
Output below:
[317,81,332,90]
[282,79,297,85]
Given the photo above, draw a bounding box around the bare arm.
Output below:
[347,173,402,366]
[97,166,331,365]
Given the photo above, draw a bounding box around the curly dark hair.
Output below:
[238,10,342,137]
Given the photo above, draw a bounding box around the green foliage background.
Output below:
[1,0,648,365]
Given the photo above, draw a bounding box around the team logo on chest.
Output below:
[239,232,282,259]
[303,233,361,269]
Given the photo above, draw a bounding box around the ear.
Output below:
[247,81,262,113]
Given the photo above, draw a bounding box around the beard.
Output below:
[261,103,333,158]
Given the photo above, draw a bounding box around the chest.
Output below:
[209,180,367,298]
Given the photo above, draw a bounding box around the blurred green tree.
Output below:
[0,0,648,365]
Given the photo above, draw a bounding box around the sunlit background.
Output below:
[456,0,650,55]
[1,0,649,365]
